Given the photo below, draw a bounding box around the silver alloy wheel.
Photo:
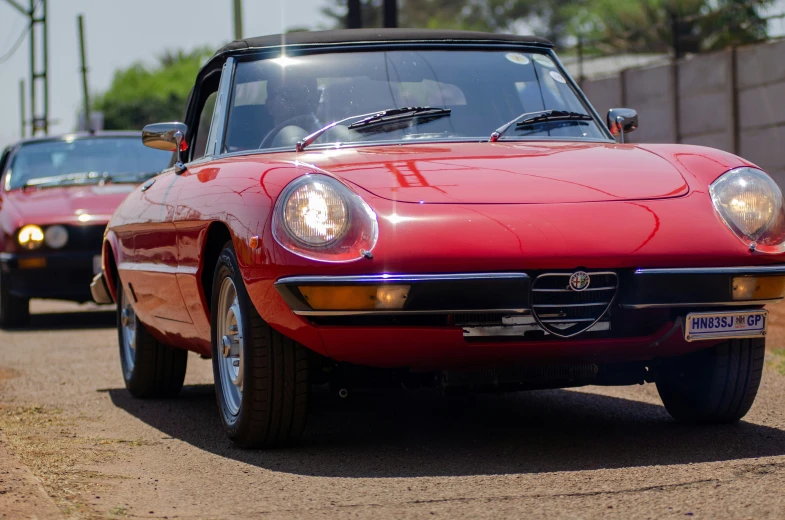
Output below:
[216,277,244,416]
[120,287,137,372]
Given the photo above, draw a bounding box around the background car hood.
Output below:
[301,142,689,204]
[3,184,136,226]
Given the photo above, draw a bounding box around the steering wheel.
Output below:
[259,115,319,149]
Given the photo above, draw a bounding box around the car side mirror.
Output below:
[606,109,638,144]
[142,122,188,173]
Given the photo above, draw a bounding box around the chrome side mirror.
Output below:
[142,122,188,173]
[606,108,638,144]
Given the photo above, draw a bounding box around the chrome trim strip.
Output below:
[535,271,618,278]
[276,272,530,285]
[634,266,785,275]
[293,308,530,317]
[533,302,610,308]
[621,299,783,309]
[206,56,235,158]
[532,286,616,292]
[540,318,601,323]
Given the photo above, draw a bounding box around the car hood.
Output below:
[299,141,689,204]
[2,184,136,226]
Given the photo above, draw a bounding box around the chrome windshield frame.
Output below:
[211,42,615,157]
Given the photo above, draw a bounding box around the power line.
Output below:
[0,23,29,65]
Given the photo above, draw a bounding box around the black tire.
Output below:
[656,338,765,423]
[211,242,309,448]
[0,271,30,328]
[117,284,187,398]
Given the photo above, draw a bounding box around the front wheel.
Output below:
[656,338,765,423]
[211,242,309,448]
[117,283,187,398]
[0,271,29,328]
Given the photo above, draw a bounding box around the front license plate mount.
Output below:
[684,310,767,342]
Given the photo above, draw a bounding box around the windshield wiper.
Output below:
[23,171,108,189]
[296,106,451,152]
[489,110,593,142]
[108,171,161,183]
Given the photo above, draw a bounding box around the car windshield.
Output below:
[4,137,172,190]
[223,49,608,153]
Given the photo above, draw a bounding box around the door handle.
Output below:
[141,178,156,192]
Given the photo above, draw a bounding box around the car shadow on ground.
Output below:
[108,383,785,478]
[17,309,116,331]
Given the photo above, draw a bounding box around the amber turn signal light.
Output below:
[18,257,47,269]
[732,276,785,301]
[298,285,410,311]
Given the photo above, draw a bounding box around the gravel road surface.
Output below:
[2,300,785,519]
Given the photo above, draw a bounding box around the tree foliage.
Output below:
[92,47,212,131]
[323,0,772,52]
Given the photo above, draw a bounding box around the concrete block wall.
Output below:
[736,39,785,186]
[579,39,785,188]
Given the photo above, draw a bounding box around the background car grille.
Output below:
[532,271,619,337]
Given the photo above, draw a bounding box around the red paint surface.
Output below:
[105,141,781,366]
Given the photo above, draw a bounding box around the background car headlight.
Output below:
[17,224,44,250]
[44,225,69,249]
[710,167,785,252]
[273,174,378,262]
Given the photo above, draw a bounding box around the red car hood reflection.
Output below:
[3,184,136,226]
[300,141,689,204]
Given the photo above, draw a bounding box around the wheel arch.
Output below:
[199,221,234,314]
[102,232,121,302]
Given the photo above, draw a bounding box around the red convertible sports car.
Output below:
[0,132,171,327]
[94,29,785,447]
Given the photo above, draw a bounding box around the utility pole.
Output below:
[347,0,362,29]
[77,14,91,132]
[2,0,49,135]
[19,79,25,138]
[232,0,243,40]
[383,0,397,28]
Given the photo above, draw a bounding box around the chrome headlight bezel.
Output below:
[272,174,379,262]
[44,225,69,249]
[709,167,785,253]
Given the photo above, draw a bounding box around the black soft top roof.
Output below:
[215,28,553,56]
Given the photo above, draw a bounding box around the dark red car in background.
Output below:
[0,132,171,327]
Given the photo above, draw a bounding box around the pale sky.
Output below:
[0,0,332,149]
[2,0,784,150]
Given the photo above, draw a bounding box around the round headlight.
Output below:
[44,225,69,249]
[710,167,785,252]
[18,224,44,250]
[283,179,349,246]
[273,174,379,262]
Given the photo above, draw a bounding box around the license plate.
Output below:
[684,310,767,342]
[93,255,102,275]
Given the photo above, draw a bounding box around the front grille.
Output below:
[532,271,619,337]
[64,224,105,251]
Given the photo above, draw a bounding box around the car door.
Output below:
[122,168,195,329]
[171,58,234,342]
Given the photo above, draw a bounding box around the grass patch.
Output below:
[770,349,785,376]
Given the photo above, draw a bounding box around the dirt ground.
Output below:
[2,300,785,519]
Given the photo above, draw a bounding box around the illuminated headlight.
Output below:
[44,225,69,249]
[18,225,44,250]
[273,174,378,262]
[710,167,785,253]
[283,179,349,246]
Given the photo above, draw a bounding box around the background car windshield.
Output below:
[4,137,171,190]
[224,49,606,152]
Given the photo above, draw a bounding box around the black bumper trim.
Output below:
[275,273,531,315]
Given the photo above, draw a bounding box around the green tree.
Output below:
[323,0,771,52]
[92,47,212,130]
[564,0,771,54]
